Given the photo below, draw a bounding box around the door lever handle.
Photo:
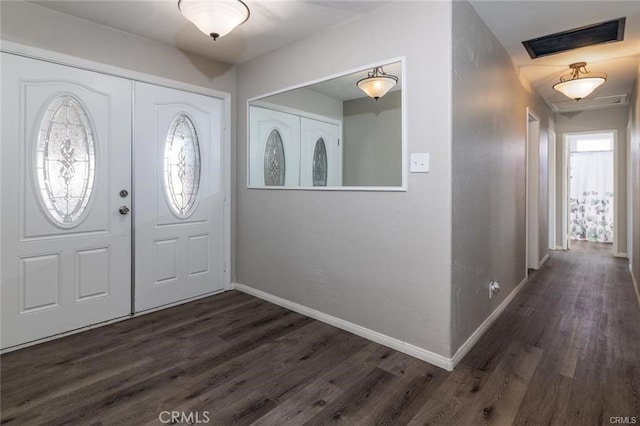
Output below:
[119,206,130,215]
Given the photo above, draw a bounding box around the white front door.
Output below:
[134,82,225,312]
[1,53,132,349]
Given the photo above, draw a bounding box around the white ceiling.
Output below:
[30,0,391,65]
[29,0,640,111]
[470,0,640,112]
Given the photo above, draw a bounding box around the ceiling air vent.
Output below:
[550,94,628,113]
[522,17,626,59]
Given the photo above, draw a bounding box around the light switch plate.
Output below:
[410,153,429,173]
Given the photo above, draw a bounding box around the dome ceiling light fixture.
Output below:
[178,0,250,41]
[552,62,607,101]
[357,66,398,100]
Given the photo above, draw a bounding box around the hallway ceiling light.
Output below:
[357,67,398,100]
[178,0,249,41]
[553,62,607,101]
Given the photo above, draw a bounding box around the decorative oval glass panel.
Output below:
[164,114,201,217]
[312,138,328,187]
[36,95,96,226]
[263,130,285,186]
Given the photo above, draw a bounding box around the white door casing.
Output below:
[1,53,132,349]
[548,130,556,250]
[134,82,225,312]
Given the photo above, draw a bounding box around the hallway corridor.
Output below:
[1,243,639,425]
[438,241,640,425]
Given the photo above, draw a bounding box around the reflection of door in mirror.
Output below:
[249,105,342,188]
[300,117,341,187]
[264,129,286,186]
[249,106,300,187]
[313,139,327,186]
[248,60,403,189]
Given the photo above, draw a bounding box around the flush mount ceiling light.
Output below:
[357,67,398,100]
[553,62,607,101]
[178,0,249,41]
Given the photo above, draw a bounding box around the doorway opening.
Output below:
[563,131,617,253]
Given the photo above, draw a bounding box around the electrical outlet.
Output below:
[489,280,500,299]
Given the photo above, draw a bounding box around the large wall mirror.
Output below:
[248,59,405,190]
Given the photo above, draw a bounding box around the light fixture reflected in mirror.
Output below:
[178,0,249,41]
[357,67,398,100]
[248,60,404,189]
[553,62,606,101]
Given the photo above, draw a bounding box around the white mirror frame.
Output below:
[246,57,407,192]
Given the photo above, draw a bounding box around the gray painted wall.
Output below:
[628,69,640,296]
[554,107,629,254]
[451,1,553,352]
[343,91,402,186]
[236,2,453,356]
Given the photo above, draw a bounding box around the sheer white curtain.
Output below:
[569,150,614,243]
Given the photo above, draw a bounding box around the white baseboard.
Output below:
[232,282,453,371]
[449,276,529,368]
[615,252,629,259]
[538,253,550,267]
[631,265,640,310]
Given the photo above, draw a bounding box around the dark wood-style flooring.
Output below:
[2,241,639,425]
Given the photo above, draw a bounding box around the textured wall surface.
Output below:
[628,69,640,295]
[451,0,553,352]
[236,2,453,356]
[554,107,629,254]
